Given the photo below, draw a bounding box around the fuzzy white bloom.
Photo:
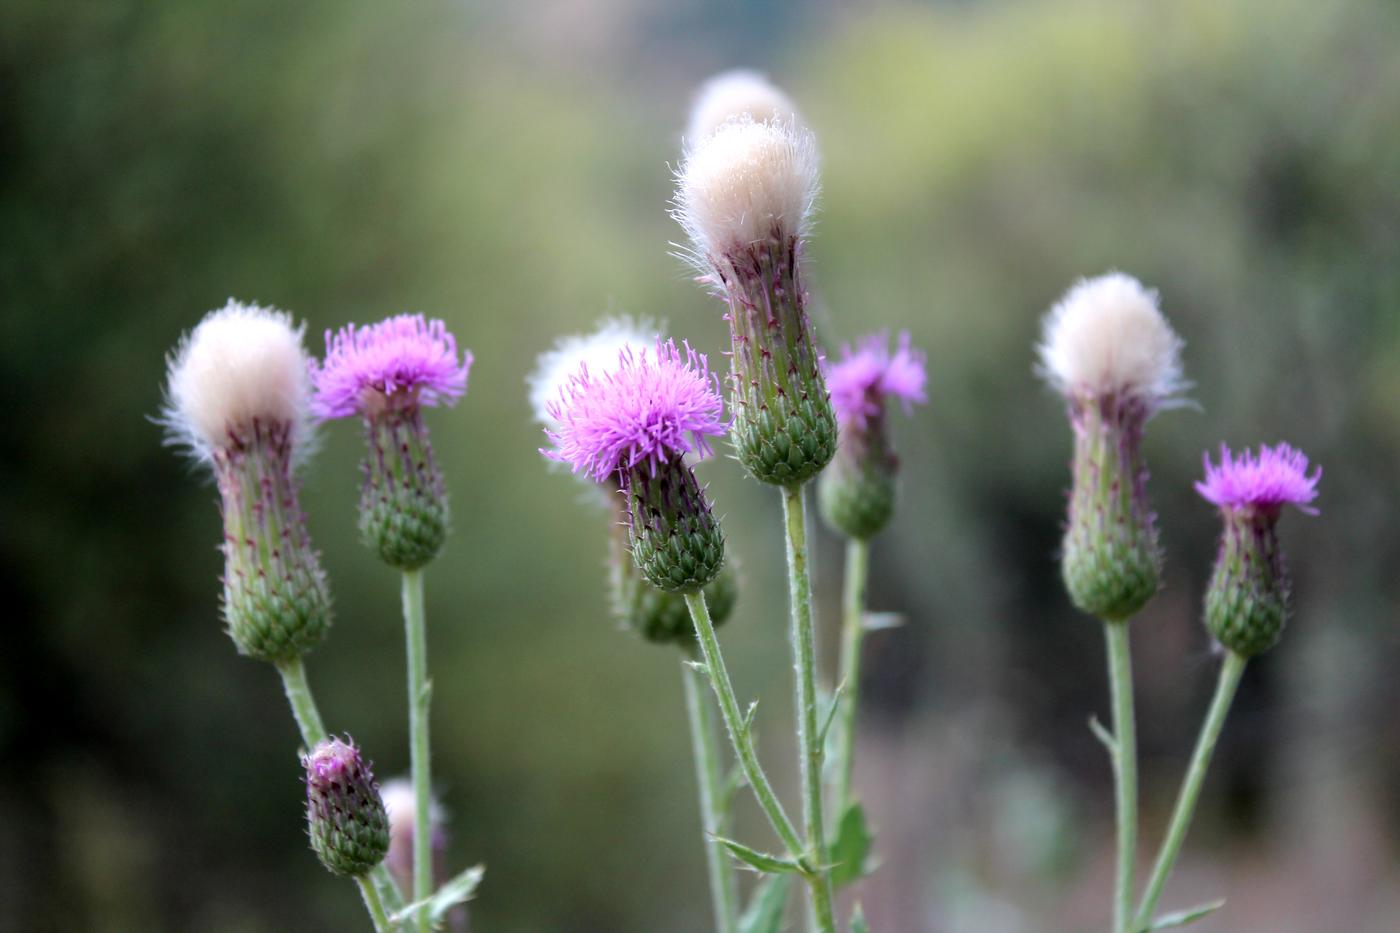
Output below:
[163,299,312,460]
[686,69,801,147]
[673,117,820,263]
[1037,272,1186,404]
[527,316,659,431]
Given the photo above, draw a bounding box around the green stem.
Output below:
[274,658,406,920]
[834,536,870,821]
[781,485,837,933]
[403,568,433,933]
[357,875,391,932]
[683,590,804,859]
[682,651,740,933]
[1134,651,1247,930]
[1104,622,1138,933]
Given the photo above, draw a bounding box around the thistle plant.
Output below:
[531,320,743,931]
[161,300,405,925]
[818,332,927,830]
[304,737,393,926]
[1037,273,1186,933]
[312,313,472,933]
[1134,443,1319,930]
[675,112,840,932]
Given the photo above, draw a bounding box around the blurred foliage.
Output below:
[3,0,1399,930]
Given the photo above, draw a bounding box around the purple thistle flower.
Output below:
[543,339,727,484]
[825,331,927,429]
[1195,443,1321,516]
[311,314,472,419]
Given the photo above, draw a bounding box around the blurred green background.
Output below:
[4,0,1399,930]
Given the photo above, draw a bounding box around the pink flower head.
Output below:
[311,314,472,419]
[1195,443,1321,515]
[825,331,927,430]
[543,339,727,483]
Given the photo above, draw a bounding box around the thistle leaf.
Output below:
[827,803,873,887]
[1146,898,1226,929]
[714,836,802,874]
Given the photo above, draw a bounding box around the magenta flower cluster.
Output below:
[824,331,928,429]
[1195,443,1321,515]
[544,339,727,483]
[311,314,472,419]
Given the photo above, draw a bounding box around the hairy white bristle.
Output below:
[673,117,820,263]
[163,299,312,460]
[686,69,801,147]
[528,316,660,430]
[1037,273,1186,403]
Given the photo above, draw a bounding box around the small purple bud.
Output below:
[304,737,390,877]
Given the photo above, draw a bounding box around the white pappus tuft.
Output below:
[527,316,660,432]
[162,299,313,462]
[672,117,820,267]
[685,69,801,148]
[1037,272,1187,406]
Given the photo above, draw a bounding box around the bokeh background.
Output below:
[4,0,1400,930]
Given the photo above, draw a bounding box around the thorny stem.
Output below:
[1134,651,1247,930]
[402,568,434,933]
[682,650,739,933]
[782,486,837,933]
[1104,622,1139,933]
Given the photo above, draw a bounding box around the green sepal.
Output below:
[738,874,792,933]
[626,460,724,594]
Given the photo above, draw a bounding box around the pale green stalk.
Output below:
[682,652,739,933]
[356,876,391,932]
[781,486,837,933]
[274,658,406,919]
[402,568,433,933]
[1134,651,1247,930]
[683,590,804,859]
[1104,622,1138,933]
[833,536,870,820]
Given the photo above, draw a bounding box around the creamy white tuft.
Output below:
[1038,272,1186,404]
[673,117,820,264]
[686,69,801,147]
[527,316,659,431]
[163,299,312,460]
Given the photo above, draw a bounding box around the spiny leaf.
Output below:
[714,836,802,875]
[388,864,485,926]
[1146,898,1226,930]
[827,802,873,888]
[738,873,792,933]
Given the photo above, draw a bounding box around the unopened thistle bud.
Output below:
[312,315,472,570]
[1196,443,1320,657]
[162,300,331,662]
[543,338,728,595]
[673,118,836,487]
[1037,273,1187,622]
[819,332,928,540]
[303,737,391,877]
[686,69,801,147]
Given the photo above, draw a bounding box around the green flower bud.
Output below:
[1061,396,1161,622]
[216,421,332,662]
[609,515,738,644]
[359,405,448,570]
[1204,507,1291,657]
[625,459,725,594]
[819,440,896,542]
[304,737,391,878]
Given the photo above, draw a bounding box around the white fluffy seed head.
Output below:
[685,69,801,148]
[528,316,659,431]
[673,117,820,265]
[1037,272,1187,404]
[163,299,313,461]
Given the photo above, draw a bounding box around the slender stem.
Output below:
[1104,622,1138,933]
[357,876,391,932]
[682,650,740,933]
[276,657,328,747]
[274,659,406,918]
[781,485,837,933]
[683,589,804,858]
[834,536,870,821]
[403,568,433,933]
[1134,651,1247,930]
